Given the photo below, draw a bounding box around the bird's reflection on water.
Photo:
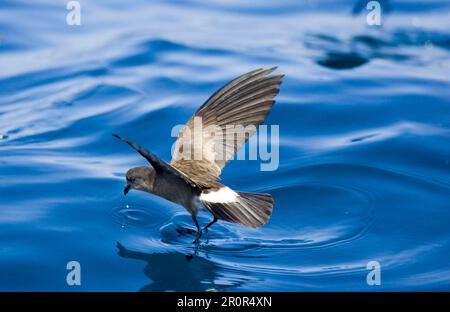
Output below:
[116,242,252,292]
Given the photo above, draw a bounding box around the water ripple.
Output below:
[1,0,450,291]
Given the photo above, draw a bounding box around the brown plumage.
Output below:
[171,67,283,186]
[114,67,283,243]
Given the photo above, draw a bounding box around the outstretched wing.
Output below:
[171,67,283,187]
[113,134,199,189]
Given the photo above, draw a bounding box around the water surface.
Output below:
[1,0,450,291]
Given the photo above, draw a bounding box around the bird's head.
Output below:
[123,166,155,195]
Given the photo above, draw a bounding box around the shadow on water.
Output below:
[116,242,251,292]
[316,52,369,70]
[309,27,450,70]
[308,0,450,71]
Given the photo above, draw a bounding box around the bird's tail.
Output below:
[202,191,274,228]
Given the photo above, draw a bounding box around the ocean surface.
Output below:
[1,0,449,291]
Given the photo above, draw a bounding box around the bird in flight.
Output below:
[114,67,283,242]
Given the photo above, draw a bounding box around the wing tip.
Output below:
[261,66,284,83]
[259,66,277,76]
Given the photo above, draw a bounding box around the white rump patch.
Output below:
[200,187,238,203]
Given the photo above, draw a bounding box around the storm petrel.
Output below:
[114,67,283,242]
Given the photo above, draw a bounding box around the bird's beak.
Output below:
[123,184,131,195]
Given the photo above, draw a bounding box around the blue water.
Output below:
[1,0,450,291]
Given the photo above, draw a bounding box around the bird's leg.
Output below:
[203,216,218,233]
[192,214,202,243]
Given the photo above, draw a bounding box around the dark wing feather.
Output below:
[171,67,283,187]
[113,134,199,189]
